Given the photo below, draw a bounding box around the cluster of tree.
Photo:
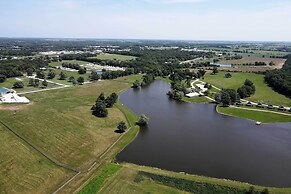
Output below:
[265,54,291,97]
[101,68,135,80]
[61,63,81,70]
[0,74,6,83]
[0,58,48,78]
[224,55,243,60]
[167,90,184,101]
[91,92,118,117]
[141,74,155,87]
[212,67,219,74]
[238,62,267,66]
[237,79,256,99]
[89,71,100,81]
[136,114,149,126]
[13,81,24,89]
[28,78,47,88]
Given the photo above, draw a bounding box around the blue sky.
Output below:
[0,0,291,41]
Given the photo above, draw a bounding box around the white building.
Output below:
[0,87,30,104]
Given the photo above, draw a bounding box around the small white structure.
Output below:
[0,87,30,104]
[186,92,200,98]
[196,84,208,93]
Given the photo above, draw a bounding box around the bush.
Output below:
[137,114,149,126]
[13,81,24,88]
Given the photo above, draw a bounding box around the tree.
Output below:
[69,76,75,82]
[92,100,108,117]
[132,80,140,88]
[224,73,232,78]
[117,121,127,132]
[42,79,48,88]
[105,93,118,108]
[34,79,40,87]
[36,71,45,79]
[97,92,105,102]
[26,68,34,76]
[215,92,221,103]
[221,92,231,106]
[0,74,6,83]
[78,67,87,74]
[90,71,100,81]
[137,114,149,126]
[47,70,56,79]
[212,67,219,74]
[77,76,84,85]
[13,81,24,88]
[28,78,35,86]
[59,71,67,80]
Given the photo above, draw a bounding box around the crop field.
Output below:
[203,72,291,107]
[0,125,72,194]
[49,60,89,67]
[90,54,137,61]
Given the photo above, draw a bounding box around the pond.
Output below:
[116,80,291,187]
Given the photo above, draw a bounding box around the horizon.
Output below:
[1,0,291,42]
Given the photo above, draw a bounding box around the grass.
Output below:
[183,96,211,104]
[0,77,60,92]
[99,163,291,194]
[217,106,291,123]
[48,60,89,67]
[89,54,137,61]
[45,68,89,85]
[78,163,121,194]
[0,124,72,194]
[203,72,291,107]
[219,56,286,67]
[0,78,133,170]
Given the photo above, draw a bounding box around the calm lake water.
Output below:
[116,80,291,187]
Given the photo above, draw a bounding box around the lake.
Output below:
[116,80,291,187]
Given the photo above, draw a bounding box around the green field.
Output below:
[90,54,137,61]
[219,56,286,67]
[49,60,89,67]
[45,68,89,85]
[203,72,291,107]
[183,96,212,104]
[0,77,60,92]
[0,125,72,194]
[217,106,291,123]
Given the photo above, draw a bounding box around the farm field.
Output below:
[0,125,72,194]
[203,72,291,107]
[49,60,89,67]
[217,106,291,123]
[90,54,137,61]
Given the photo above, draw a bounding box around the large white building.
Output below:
[0,87,30,104]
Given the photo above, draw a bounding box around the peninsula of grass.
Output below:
[217,106,291,123]
[203,72,291,107]
[89,54,137,61]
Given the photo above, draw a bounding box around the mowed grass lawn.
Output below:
[98,163,291,194]
[0,125,72,194]
[219,56,286,66]
[0,77,60,92]
[90,54,137,61]
[0,77,136,170]
[203,72,291,107]
[49,60,89,67]
[217,106,291,123]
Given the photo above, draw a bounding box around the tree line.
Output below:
[265,54,291,97]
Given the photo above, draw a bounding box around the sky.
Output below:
[0,0,291,41]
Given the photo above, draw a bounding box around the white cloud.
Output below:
[59,0,79,9]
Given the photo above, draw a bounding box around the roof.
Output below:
[0,87,10,95]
